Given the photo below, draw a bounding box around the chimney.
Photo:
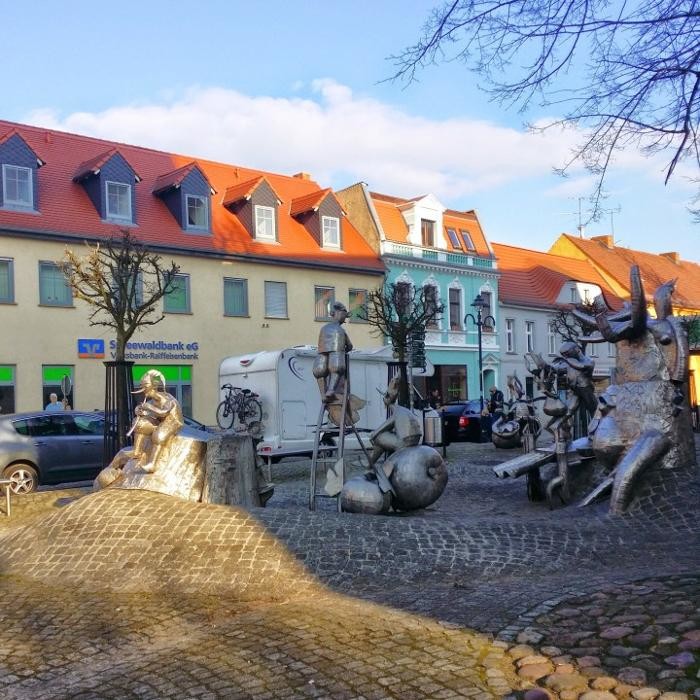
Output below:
[591,234,614,249]
[661,251,680,264]
[293,172,311,180]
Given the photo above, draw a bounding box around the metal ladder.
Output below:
[309,375,370,511]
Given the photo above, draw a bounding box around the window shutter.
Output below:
[265,281,287,317]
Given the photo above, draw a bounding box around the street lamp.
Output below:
[464,294,496,413]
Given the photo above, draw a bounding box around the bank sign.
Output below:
[78,339,199,360]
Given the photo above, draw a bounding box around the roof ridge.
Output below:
[0,118,318,187]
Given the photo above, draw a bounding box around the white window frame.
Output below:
[506,319,515,353]
[525,321,535,353]
[321,216,340,248]
[608,342,616,357]
[2,164,33,209]
[186,194,208,230]
[570,287,577,303]
[264,281,288,318]
[547,323,557,355]
[255,205,276,240]
[105,181,132,220]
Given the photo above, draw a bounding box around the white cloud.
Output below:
[24,80,676,203]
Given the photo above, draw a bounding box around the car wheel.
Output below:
[3,463,39,494]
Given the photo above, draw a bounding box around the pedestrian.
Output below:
[488,385,504,419]
[429,388,442,409]
[45,393,64,412]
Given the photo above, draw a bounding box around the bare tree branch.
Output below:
[389,0,700,216]
[61,230,180,361]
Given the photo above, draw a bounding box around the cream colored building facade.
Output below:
[1,235,381,424]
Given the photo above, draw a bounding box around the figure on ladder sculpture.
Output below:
[313,301,353,403]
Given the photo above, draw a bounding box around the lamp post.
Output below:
[464,294,496,414]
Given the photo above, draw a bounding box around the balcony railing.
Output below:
[426,328,499,348]
[383,241,496,269]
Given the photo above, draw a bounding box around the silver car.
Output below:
[0,411,105,494]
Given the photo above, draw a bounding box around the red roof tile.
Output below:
[369,191,492,257]
[551,234,700,310]
[220,176,271,207]
[0,119,384,275]
[289,188,333,216]
[492,242,623,309]
[152,162,214,195]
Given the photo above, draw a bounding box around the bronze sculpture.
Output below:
[313,301,354,402]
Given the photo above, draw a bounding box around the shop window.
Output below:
[42,365,74,410]
[349,288,368,323]
[0,258,14,303]
[224,278,248,317]
[39,262,72,307]
[0,365,16,414]
[133,365,193,418]
[265,281,288,318]
[314,286,335,320]
[164,273,191,314]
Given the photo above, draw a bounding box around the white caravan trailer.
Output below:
[219,345,433,461]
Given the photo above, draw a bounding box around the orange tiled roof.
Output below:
[0,120,384,275]
[492,242,623,309]
[221,175,270,207]
[152,162,213,195]
[552,234,700,310]
[289,188,333,217]
[369,191,492,256]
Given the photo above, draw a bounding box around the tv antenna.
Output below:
[599,205,622,237]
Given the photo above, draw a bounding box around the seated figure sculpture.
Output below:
[128,369,184,473]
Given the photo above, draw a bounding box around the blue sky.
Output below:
[5,0,698,261]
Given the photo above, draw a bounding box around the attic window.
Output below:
[255,205,276,240]
[106,181,132,220]
[459,230,476,251]
[186,194,208,230]
[322,216,340,248]
[2,164,33,209]
[446,228,461,249]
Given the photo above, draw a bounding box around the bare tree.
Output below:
[61,229,179,454]
[361,282,444,404]
[549,301,598,353]
[62,230,180,360]
[390,0,700,217]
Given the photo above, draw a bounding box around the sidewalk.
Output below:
[0,437,697,698]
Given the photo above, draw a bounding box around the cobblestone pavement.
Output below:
[0,437,697,698]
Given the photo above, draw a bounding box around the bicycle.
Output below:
[216,384,263,432]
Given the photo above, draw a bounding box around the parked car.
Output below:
[0,411,106,494]
[441,400,488,443]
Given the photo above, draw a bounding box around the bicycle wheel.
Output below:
[241,397,263,426]
[216,400,235,430]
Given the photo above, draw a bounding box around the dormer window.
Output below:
[106,181,132,220]
[421,219,435,247]
[255,205,276,240]
[153,163,213,234]
[223,176,280,242]
[322,216,340,248]
[73,149,139,224]
[446,228,461,249]
[2,165,32,209]
[186,194,208,230]
[0,130,44,212]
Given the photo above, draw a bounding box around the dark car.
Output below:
[441,400,488,443]
[0,411,106,494]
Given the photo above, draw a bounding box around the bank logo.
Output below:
[78,339,105,359]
